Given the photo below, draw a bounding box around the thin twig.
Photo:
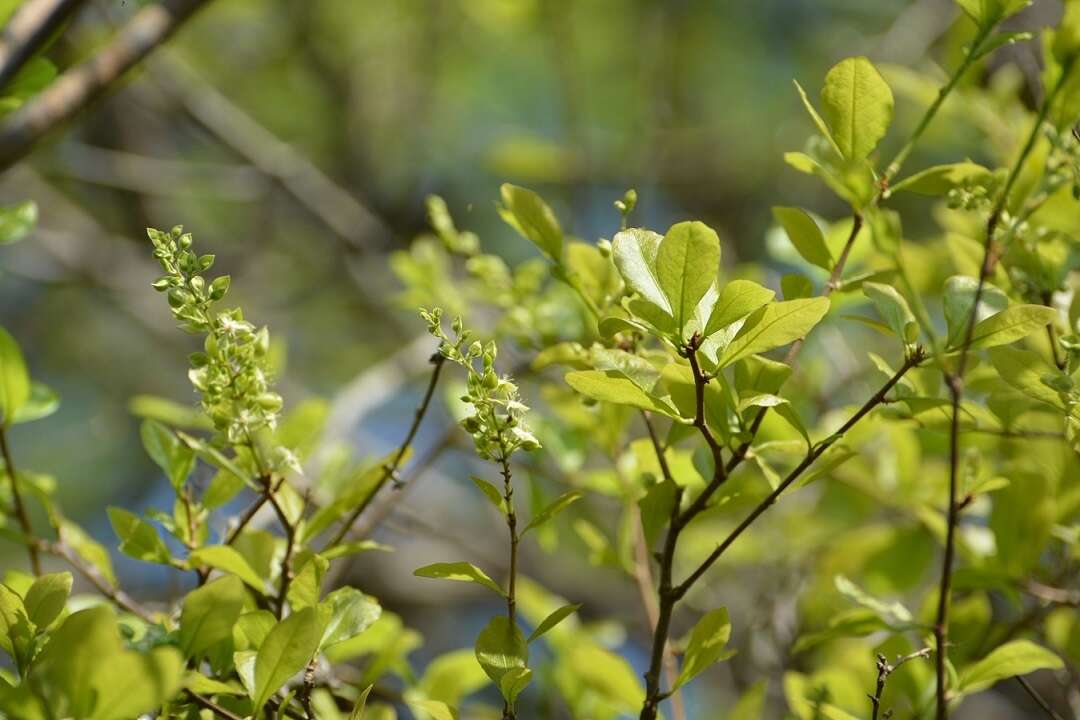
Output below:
[187,691,245,720]
[38,537,154,622]
[674,348,925,598]
[0,0,215,170]
[0,426,41,574]
[325,352,445,549]
[869,648,933,720]
[1016,675,1068,720]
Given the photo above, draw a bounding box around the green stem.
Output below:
[0,425,40,575]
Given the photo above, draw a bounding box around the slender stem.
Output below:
[1016,676,1068,720]
[38,538,154,622]
[266,488,297,619]
[638,412,686,720]
[0,426,41,575]
[674,349,924,599]
[934,62,1074,720]
[882,25,992,185]
[223,480,272,545]
[869,648,933,720]
[188,692,245,720]
[497,447,519,720]
[325,352,445,549]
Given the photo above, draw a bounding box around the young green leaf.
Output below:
[414,562,505,597]
[958,640,1062,694]
[107,507,172,564]
[703,279,775,337]
[10,381,59,424]
[955,0,1031,29]
[565,370,683,418]
[820,57,894,161]
[888,162,993,196]
[498,184,563,261]
[523,490,584,534]
[475,615,528,702]
[988,347,1069,409]
[612,228,672,317]
[792,79,842,157]
[252,607,323,711]
[960,305,1058,350]
[528,603,581,642]
[655,221,721,336]
[772,207,832,270]
[472,476,507,513]
[23,572,72,629]
[943,276,1009,348]
[0,326,30,425]
[718,298,830,367]
[179,575,246,658]
[863,282,919,343]
[188,545,266,592]
[673,607,734,690]
[319,587,381,649]
[139,419,196,491]
[349,685,373,720]
[0,201,36,245]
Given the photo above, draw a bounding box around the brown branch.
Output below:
[0,0,88,90]
[673,347,925,599]
[0,426,41,574]
[187,691,245,720]
[0,0,215,171]
[325,352,445,549]
[266,487,298,619]
[869,648,932,720]
[1016,676,1068,720]
[933,60,1074,720]
[38,537,154,623]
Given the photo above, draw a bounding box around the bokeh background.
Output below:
[0,1,1069,717]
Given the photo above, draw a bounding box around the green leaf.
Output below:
[863,282,919,343]
[472,476,507,513]
[773,207,832,270]
[499,666,532,706]
[408,699,458,720]
[107,507,172,564]
[673,607,734,690]
[958,305,1057,350]
[23,572,71,629]
[523,490,584,534]
[718,298,831,367]
[252,607,323,711]
[943,276,1009,348]
[0,201,36,244]
[988,347,1068,409]
[820,57,894,161]
[956,0,1031,28]
[703,280,775,337]
[414,562,505,597]
[612,228,672,317]
[527,603,581,642]
[287,554,329,611]
[128,394,214,431]
[188,545,266,592]
[0,326,30,426]
[348,685,373,720]
[319,587,381,649]
[320,540,393,561]
[475,616,528,703]
[565,370,682,418]
[793,79,842,157]
[730,680,768,720]
[179,575,246,658]
[889,162,993,196]
[958,640,1062,694]
[655,221,721,335]
[88,646,183,720]
[140,419,196,490]
[498,184,563,260]
[834,575,912,624]
[10,381,59,424]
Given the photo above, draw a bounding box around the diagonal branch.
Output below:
[0,0,215,171]
[0,0,89,91]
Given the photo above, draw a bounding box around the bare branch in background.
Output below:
[0,0,214,170]
[0,0,89,90]
[145,53,390,252]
